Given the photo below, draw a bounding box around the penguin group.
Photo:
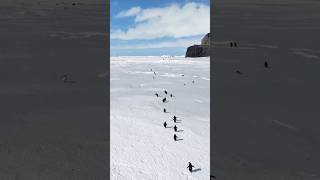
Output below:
[155,89,182,140]
[152,66,200,174]
[230,41,238,47]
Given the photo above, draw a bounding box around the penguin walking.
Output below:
[173,125,178,132]
[162,98,167,103]
[163,122,167,128]
[164,90,168,95]
[173,134,178,141]
[187,162,195,173]
[163,108,167,113]
[155,93,159,97]
[230,42,233,47]
[173,116,177,123]
[264,61,269,68]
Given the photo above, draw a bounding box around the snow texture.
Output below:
[111,56,210,180]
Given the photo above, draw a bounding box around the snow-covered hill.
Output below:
[110,56,210,180]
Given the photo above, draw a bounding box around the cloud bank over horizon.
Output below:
[111,2,209,40]
[110,1,210,56]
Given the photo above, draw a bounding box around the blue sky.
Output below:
[110,0,210,56]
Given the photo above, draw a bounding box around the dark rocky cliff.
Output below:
[185,45,209,57]
[185,33,210,57]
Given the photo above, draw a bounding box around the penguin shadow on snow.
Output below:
[173,117,182,123]
[192,168,201,173]
[173,125,183,132]
[174,134,183,141]
[163,122,173,128]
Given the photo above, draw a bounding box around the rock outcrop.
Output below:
[185,45,209,57]
[185,33,210,57]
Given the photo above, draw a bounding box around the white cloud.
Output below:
[111,2,210,40]
[111,37,201,50]
[116,6,142,18]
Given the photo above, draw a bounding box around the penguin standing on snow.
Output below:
[173,134,178,141]
[164,90,168,95]
[163,108,167,113]
[264,61,269,68]
[173,115,177,123]
[155,93,159,97]
[162,97,167,103]
[187,162,195,173]
[173,125,178,132]
[163,122,167,128]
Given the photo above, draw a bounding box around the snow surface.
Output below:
[110,56,210,180]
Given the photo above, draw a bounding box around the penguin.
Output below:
[235,70,242,75]
[264,61,269,68]
[163,122,167,128]
[162,98,167,103]
[173,125,177,132]
[187,162,194,172]
[173,116,177,122]
[173,134,178,141]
